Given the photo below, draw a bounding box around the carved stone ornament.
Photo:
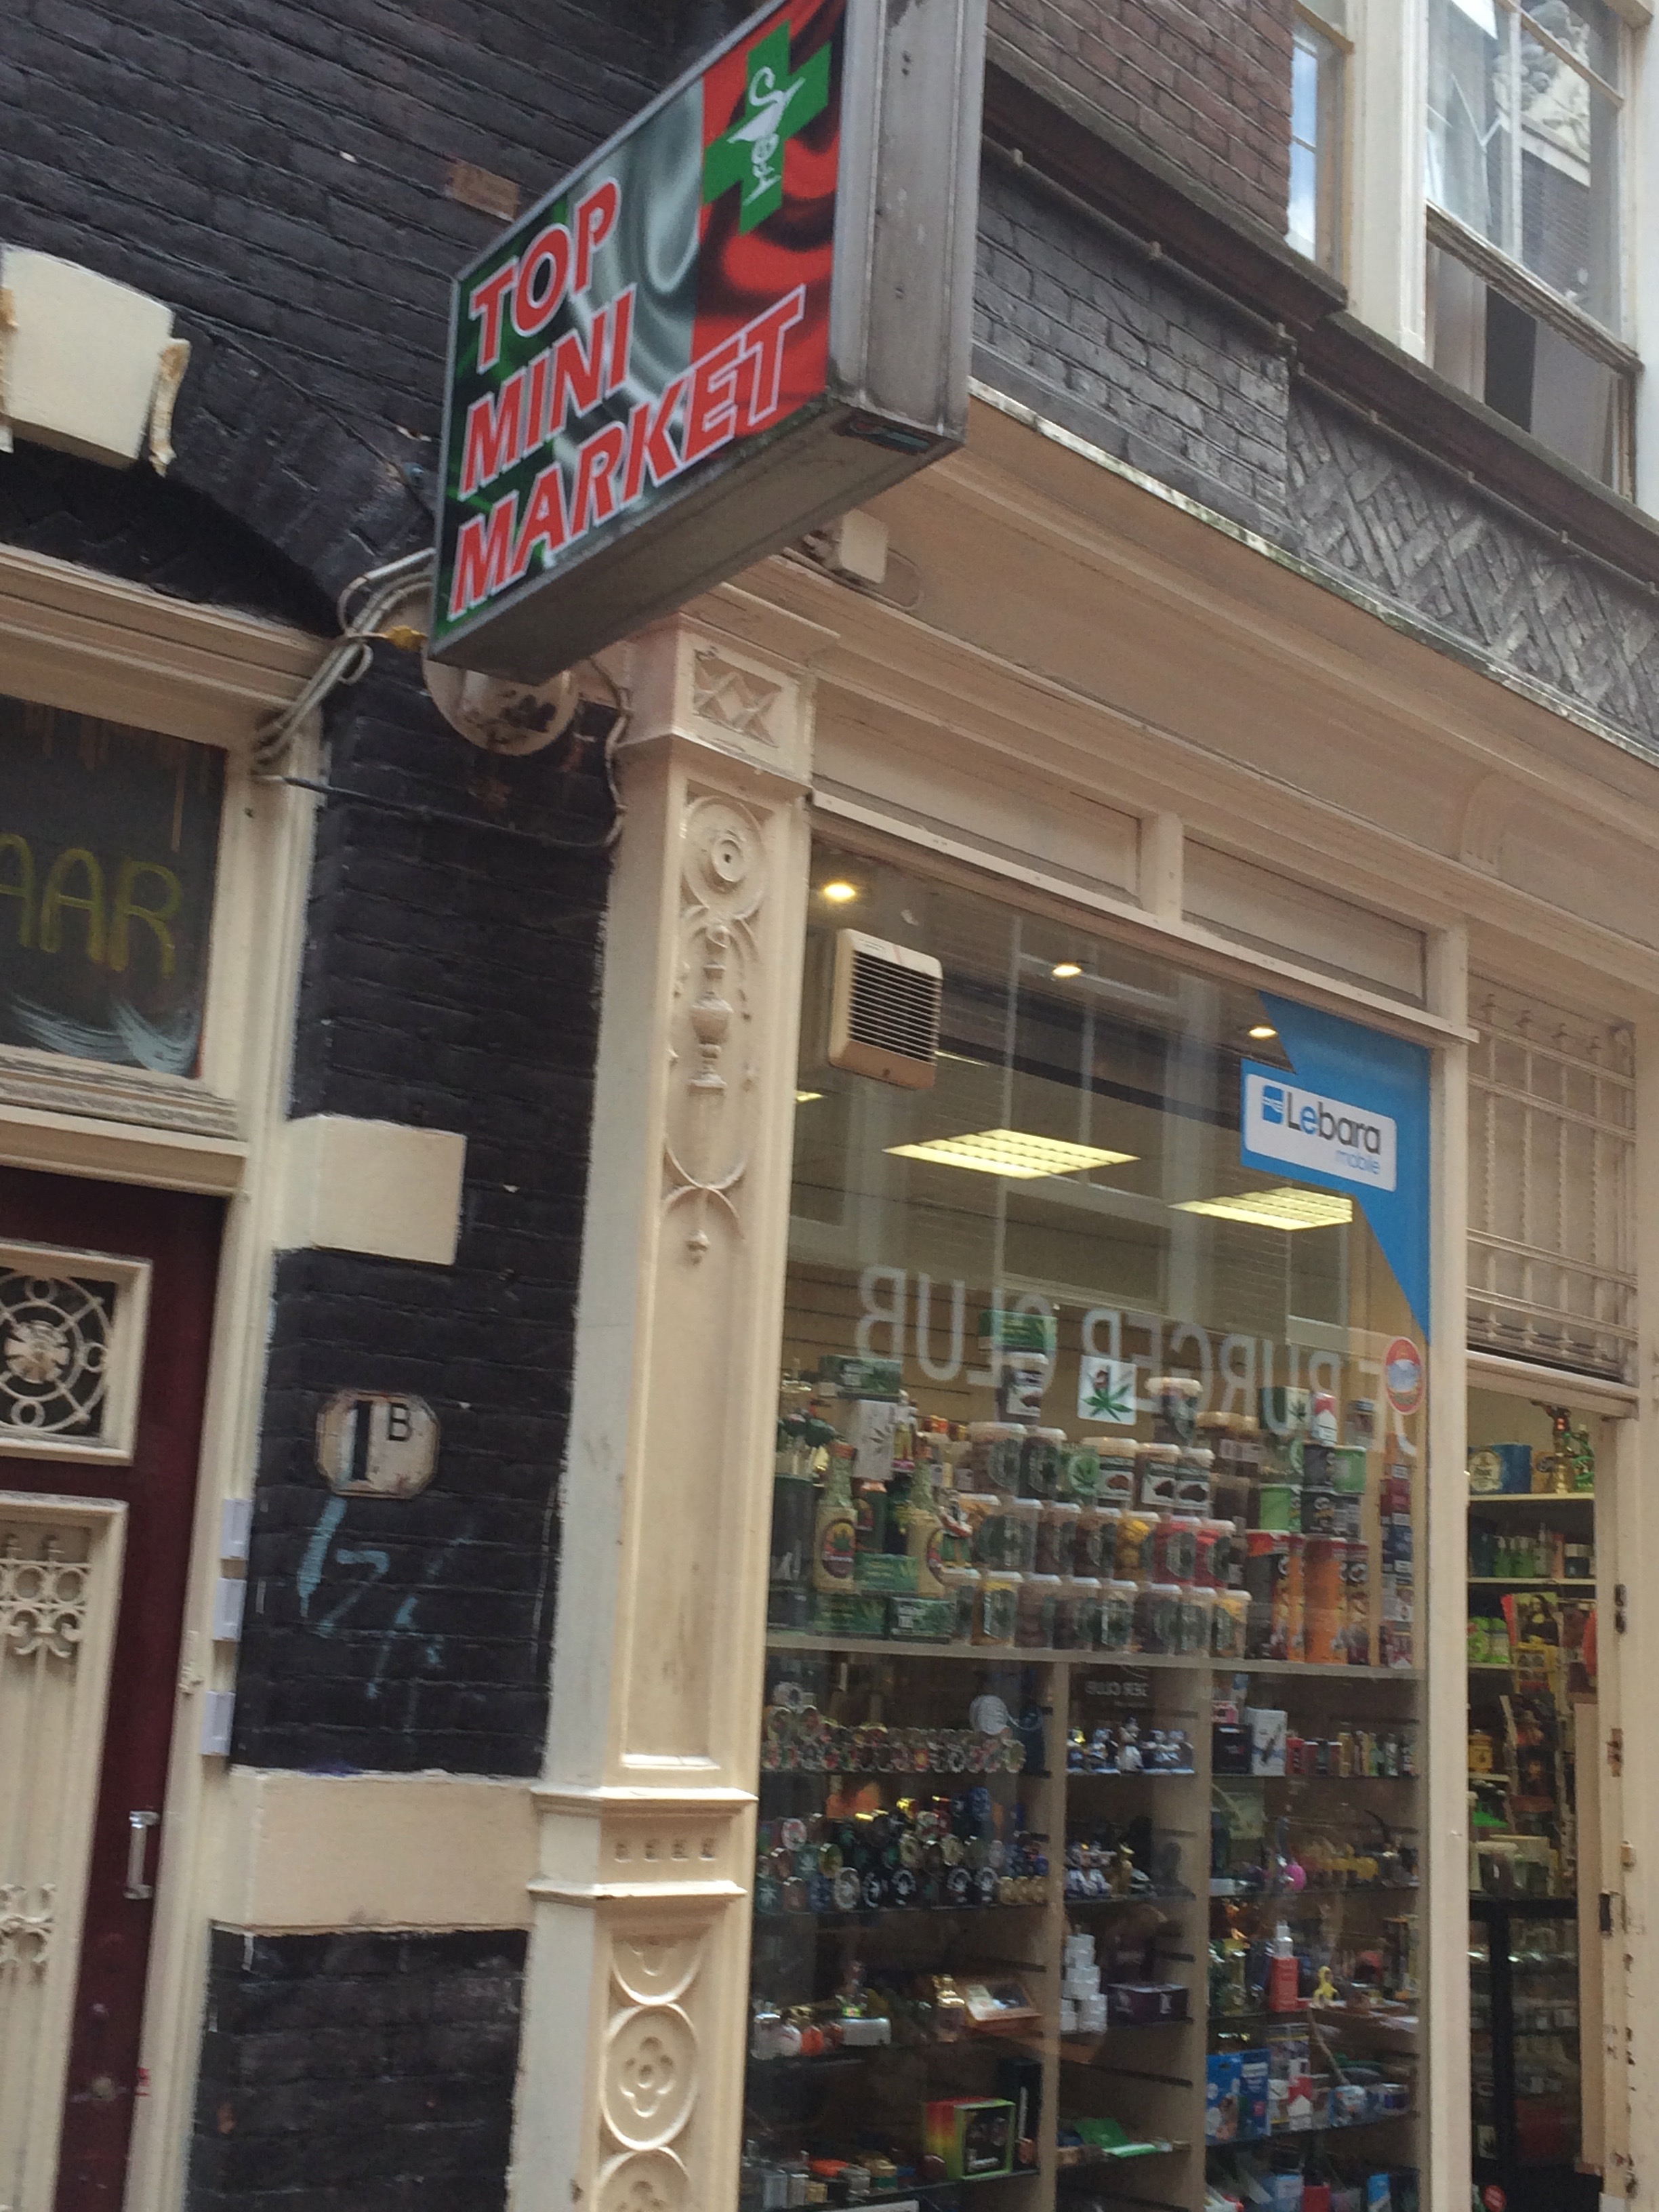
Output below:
[0,1532,89,1661]
[0,1880,54,1970]
[600,2002,698,2152]
[611,1933,704,2009]
[691,650,781,746]
[662,794,767,1261]
[595,2148,689,2212]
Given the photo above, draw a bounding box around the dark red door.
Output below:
[0,1166,222,2212]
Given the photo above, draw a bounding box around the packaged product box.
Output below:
[1330,1445,1368,1494]
[1206,2051,1241,2142]
[839,1395,899,1483]
[1247,1706,1288,1777]
[818,1353,903,1400]
[922,2096,1015,2179]
[887,1595,953,1641]
[1364,2177,1393,2212]
[1105,1982,1189,2024]
[855,1552,918,1595]
[1267,2023,1313,2132]
[808,1591,886,1638]
[1237,2048,1271,2139]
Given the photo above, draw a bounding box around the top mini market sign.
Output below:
[430,0,986,680]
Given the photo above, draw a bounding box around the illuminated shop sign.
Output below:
[430,0,987,679]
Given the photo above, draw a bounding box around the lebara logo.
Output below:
[703,20,832,232]
[1243,1069,1397,1191]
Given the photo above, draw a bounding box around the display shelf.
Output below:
[1468,1492,1595,1507]
[1067,1767,1196,1782]
[1467,1576,1595,1589]
[1057,2140,1188,2168]
[1065,1888,1196,1908]
[1216,1658,1422,1683]
[756,1901,1052,1925]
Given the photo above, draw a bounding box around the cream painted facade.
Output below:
[525,392,1659,2211]
[3,386,1658,2207]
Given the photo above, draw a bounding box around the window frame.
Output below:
[1290,0,1353,277]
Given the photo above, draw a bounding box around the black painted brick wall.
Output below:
[975,163,1292,537]
[232,653,611,1776]
[188,1928,525,2212]
[989,0,1296,233]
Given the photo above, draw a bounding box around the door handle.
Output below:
[124,1810,160,1900]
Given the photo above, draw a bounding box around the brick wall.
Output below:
[232,653,613,1776]
[989,0,1296,236]
[188,1929,525,2212]
[975,163,1291,536]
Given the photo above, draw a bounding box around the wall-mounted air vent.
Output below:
[827,929,942,1090]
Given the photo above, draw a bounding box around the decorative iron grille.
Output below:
[1468,981,1635,1382]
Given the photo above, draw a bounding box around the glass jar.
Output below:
[1135,1443,1181,1510]
[1115,1510,1161,1584]
[1003,1497,1042,1573]
[1054,1576,1099,1651]
[1036,1500,1082,1576]
[1133,1580,1181,1655]
[1093,1448,1137,1506]
[1211,1587,1250,1658]
[975,1570,1020,1645]
[1020,1426,1067,1499]
[966,1422,1024,1492]
[1076,1506,1117,1579]
[1099,1579,1136,1651]
[1153,1513,1200,1585]
[1016,1572,1060,1649]
[1172,1446,1213,1514]
[1174,1583,1213,1655]
[939,1565,981,1644]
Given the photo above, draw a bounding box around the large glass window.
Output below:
[1425,0,1630,489]
[741,847,1434,2212]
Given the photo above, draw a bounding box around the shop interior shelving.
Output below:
[749,1638,1422,2212]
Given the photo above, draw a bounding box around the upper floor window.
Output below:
[1425,0,1633,488]
[1288,0,1349,272]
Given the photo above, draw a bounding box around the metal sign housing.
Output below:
[430,0,986,680]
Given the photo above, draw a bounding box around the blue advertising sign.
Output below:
[1242,994,1431,1337]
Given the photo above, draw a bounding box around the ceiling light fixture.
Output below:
[821,880,859,903]
[1248,1023,1278,1040]
[1175,1185,1353,1231]
[796,1090,823,1104]
[887,1128,1136,1179]
[1051,961,1083,980]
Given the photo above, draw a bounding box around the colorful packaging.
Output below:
[1330,1444,1368,1494]
[887,1595,953,1641]
[1344,1540,1372,1666]
[1093,1448,1137,1506]
[922,2097,1015,2182]
[1246,1530,1290,1660]
[1237,2048,1271,2139]
[1206,2051,1242,2142]
[1115,1510,1160,1583]
[1305,1535,1344,1664]
[1061,1440,1101,1502]
[1153,1513,1200,1584]
[1284,1532,1305,1664]
[1255,1483,1300,1534]
[1136,1443,1181,1509]
[1212,1587,1250,1658]
[1172,1448,1214,1513]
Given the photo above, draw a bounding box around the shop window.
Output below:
[745,847,1434,2209]
[1467,981,1634,1382]
[1288,1,1348,274]
[0,695,224,1076]
[1425,0,1631,487]
[1467,1385,1609,2211]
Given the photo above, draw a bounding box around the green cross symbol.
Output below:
[702,19,832,232]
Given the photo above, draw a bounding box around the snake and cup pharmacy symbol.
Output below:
[702,17,832,231]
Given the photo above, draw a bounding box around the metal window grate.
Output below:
[1468,980,1635,1382]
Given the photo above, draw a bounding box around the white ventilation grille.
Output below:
[1468,981,1635,1382]
[827,929,941,1090]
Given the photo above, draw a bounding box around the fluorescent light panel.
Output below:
[1176,1185,1353,1231]
[887,1128,1136,1179]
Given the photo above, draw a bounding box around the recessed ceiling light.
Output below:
[1051,961,1084,979]
[796,1090,823,1104]
[887,1128,1136,1179]
[1175,1185,1353,1231]
[1248,1023,1278,1040]
[821,880,859,903]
